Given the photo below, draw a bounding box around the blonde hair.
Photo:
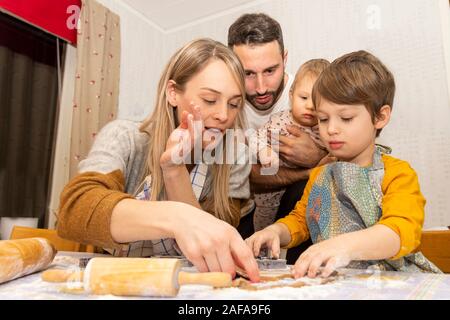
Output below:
[291,58,330,92]
[139,38,246,227]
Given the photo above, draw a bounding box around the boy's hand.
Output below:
[245,225,282,258]
[293,237,352,278]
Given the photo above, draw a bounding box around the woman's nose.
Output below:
[214,104,229,122]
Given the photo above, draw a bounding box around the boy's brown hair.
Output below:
[312,50,395,137]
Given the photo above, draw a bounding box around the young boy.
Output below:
[247,50,441,277]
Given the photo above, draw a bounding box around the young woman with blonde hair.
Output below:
[57,38,259,281]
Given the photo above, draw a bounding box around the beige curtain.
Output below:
[70,0,121,177]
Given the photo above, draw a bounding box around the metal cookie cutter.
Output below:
[79,257,91,268]
[256,247,288,270]
[256,256,288,270]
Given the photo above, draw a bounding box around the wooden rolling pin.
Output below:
[81,257,232,297]
[43,266,231,288]
[179,270,232,288]
[0,237,56,284]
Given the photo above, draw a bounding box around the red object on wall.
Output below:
[0,0,81,44]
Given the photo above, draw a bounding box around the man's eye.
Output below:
[245,72,255,77]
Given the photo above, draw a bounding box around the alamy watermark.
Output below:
[366,4,381,30]
[169,121,281,175]
[66,5,80,30]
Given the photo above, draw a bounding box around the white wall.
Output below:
[96,0,166,120]
[158,0,450,228]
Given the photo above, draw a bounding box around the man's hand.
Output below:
[278,125,326,167]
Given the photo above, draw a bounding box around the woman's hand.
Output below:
[293,237,352,279]
[172,203,260,282]
[160,103,203,170]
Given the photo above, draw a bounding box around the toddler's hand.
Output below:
[293,237,352,279]
[258,146,279,168]
[258,146,280,176]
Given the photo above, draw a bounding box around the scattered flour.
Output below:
[1,254,448,299]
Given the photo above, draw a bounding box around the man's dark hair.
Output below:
[228,13,284,55]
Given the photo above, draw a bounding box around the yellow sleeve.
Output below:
[276,167,323,248]
[377,155,426,259]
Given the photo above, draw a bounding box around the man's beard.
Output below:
[247,76,285,111]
